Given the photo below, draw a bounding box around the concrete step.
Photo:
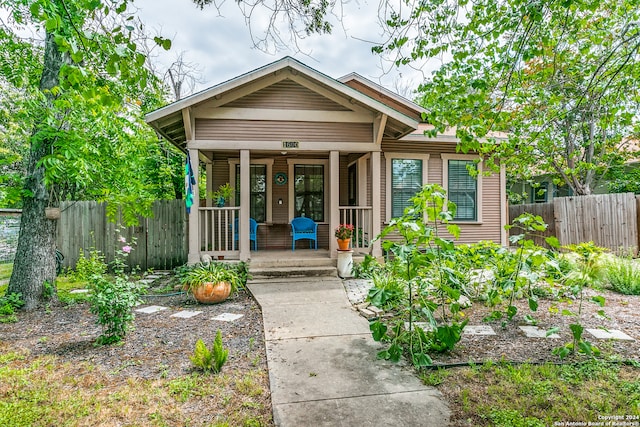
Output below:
[249,257,336,269]
[249,265,338,280]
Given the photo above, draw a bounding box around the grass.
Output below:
[0,263,12,283]
[435,360,640,426]
[0,343,272,426]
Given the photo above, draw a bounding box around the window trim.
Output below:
[385,153,430,222]
[442,154,483,224]
[287,158,329,223]
[228,158,274,224]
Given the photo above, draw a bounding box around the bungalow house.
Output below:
[145,57,508,263]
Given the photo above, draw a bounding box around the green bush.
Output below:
[0,292,23,323]
[88,275,145,344]
[190,331,228,373]
[606,257,640,295]
[73,248,107,282]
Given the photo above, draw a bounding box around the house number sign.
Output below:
[282,141,299,149]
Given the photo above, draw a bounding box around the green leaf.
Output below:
[569,323,584,341]
[528,297,538,312]
[545,236,560,249]
[507,305,517,320]
[369,321,387,341]
[590,296,605,307]
[546,327,560,337]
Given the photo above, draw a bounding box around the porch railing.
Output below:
[199,207,240,258]
[339,206,373,253]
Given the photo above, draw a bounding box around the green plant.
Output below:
[369,184,467,367]
[605,256,640,295]
[178,262,243,294]
[209,183,233,207]
[351,254,382,279]
[73,248,107,282]
[88,276,146,345]
[190,331,228,373]
[0,292,23,323]
[366,270,405,309]
[550,242,607,359]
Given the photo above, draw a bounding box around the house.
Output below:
[145,57,508,263]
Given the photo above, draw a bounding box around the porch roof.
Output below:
[145,57,420,152]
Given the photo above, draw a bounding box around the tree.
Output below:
[376,0,640,196]
[1,0,173,309]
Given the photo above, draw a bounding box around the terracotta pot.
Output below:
[337,238,351,251]
[191,281,231,304]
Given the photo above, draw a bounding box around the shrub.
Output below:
[88,275,145,344]
[190,331,228,373]
[606,257,640,295]
[73,248,107,282]
[0,292,23,323]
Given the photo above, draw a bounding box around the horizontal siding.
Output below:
[195,119,373,143]
[380,141,503,244]
[342,80,421,121]
[223,79,350,111]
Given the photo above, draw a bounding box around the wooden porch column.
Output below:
[371,151,382,258]
[239,150,250,261]
[187,148,201,264]
[329,150,340,258]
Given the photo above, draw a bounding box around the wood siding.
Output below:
[380,140,503,244]
[342,79,422,121]
[195,119,373,144]
[223,79,350,111]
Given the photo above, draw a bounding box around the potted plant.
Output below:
[210,183,233,207]
[335,224,354,251]
[179,262,241,304]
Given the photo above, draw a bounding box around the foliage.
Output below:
[177,261,244,294]
[208,183,234,207]
[351,254,382,279]
[88,275,145,345]
[606,256,640,295]
[334,224,354,240]
[377,0,640,196]
[366,270,405,309]
[72,248,107,282]
[550,242,607,359]
[0,292,24,323]
[190,331,229,374]
[369,184,467,367]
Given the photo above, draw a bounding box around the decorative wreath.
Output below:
[274,172,287,185]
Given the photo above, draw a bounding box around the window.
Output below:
[294,164,324,222]
[234,164,267,223]
[447,159,478,221]
[385,153,429,222]
[391,159,423,218]
[532,182,548,203]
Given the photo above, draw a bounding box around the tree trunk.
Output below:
[6,30,63,310]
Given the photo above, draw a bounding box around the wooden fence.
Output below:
[57,200,187,271]
[508,193,638,253]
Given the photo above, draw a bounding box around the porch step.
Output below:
[249,265,338,280]
[249,257,336,269]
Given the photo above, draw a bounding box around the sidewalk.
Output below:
[248,276,450,426]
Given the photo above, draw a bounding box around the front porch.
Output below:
[189,149,382,262]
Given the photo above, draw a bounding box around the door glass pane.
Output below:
[235,164,267,223]
[294,165,324,222]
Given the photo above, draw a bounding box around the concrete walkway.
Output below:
[248,276,450,427]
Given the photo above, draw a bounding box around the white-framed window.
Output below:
[385,153,430,221]
[442,154,482,223]
[229,159,274,223]
[287,158,329,223]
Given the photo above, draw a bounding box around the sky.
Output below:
[135,0,435,98]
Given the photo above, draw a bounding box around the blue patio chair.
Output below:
[290,217,318,251]
[234,217,258,251]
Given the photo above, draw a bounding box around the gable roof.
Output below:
[145,57,420,151]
